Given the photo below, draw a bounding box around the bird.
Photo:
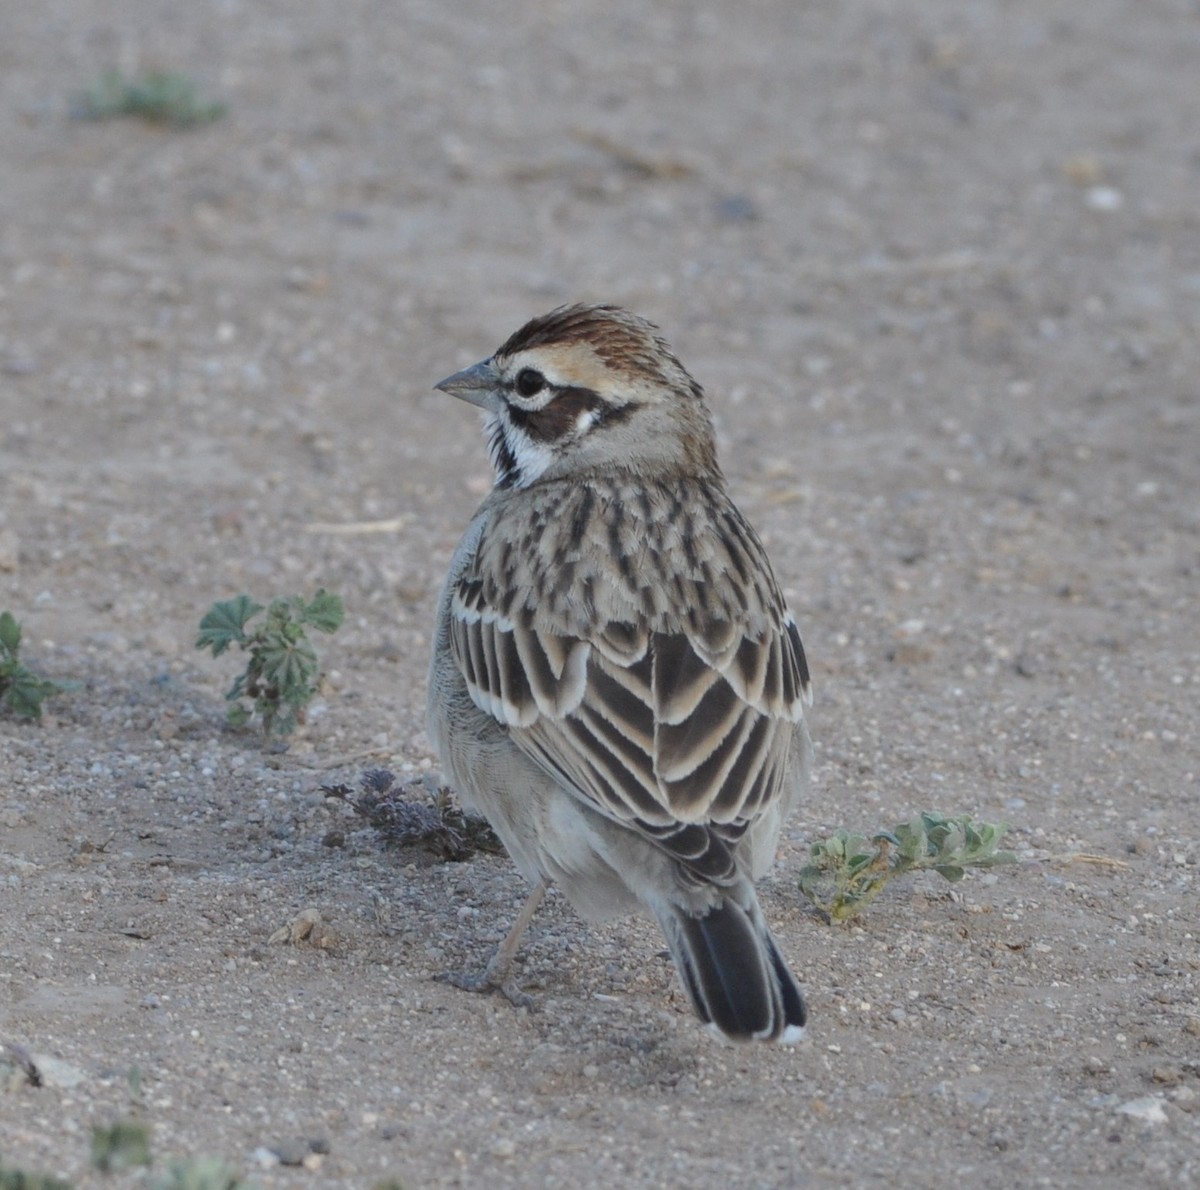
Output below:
[427,303,813,1043]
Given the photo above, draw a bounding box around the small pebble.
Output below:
[714,194,761,222]
[1115,1096,1167,1124]
[1085,186,1123,212]
[1169,1086,1196,1109]
[272,1139,311,1166]
[32,1055,86,1089]
[1062,152,1102,185]
[0,528,19,572]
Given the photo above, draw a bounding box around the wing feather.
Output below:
[585,660,654,753]
[659,707,765,822]
[654,650,750,783]
[509,621,588,718]
[447,477,812,875]
[494,625,537,726]
[653,632,722,724]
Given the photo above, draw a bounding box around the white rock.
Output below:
[1116,1096,1168,1124]
[1085,186,1124,212]
[33,1055,86,1088]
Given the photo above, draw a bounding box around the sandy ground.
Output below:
[1,1,1198,1186]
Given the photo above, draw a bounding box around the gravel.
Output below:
[1,1,1198,1186]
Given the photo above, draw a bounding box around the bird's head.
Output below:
[435,304,720,489]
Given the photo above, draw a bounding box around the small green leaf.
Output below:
[257,634,318,695]
[300,588,345,634]
[2,670,52,719]
[825,831,851,859]
[0,611,21,655]
[196,596,263,656]
[155,1154,249,1190]
[973,850,1019,868]
[226,703,250,728]
[896,824,927,862]
[75,68,227,127]
[91,1117,151,1172]
[0,1164,74,1190]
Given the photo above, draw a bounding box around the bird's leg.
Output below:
[442,880,547,1009]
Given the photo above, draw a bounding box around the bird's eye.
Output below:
[514,368,546,398]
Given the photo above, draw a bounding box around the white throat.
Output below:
[485,411,557,489]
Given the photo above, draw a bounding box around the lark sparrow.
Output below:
[427,304,813,1043]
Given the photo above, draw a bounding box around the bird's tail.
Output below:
[658,894,807,1044]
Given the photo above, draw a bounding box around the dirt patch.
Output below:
[1,1,1198,1186]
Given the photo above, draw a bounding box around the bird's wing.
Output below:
[448,479,811,869]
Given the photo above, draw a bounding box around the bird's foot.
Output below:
[438,963,537,1011]
[437,881,548,1012]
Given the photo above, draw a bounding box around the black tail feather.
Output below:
[766,933,808,1034]
[664,897,806,1043]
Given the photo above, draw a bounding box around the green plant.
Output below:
[0,1145,256,1190]
[196,591,343,736]
[91,1118,151,1173]
[153,1157,252,1190]
[0,1165,73,1190]
[74,69,226,127]
[0,611,66,720]
[323,769,503,861]
[4,1061,254,1189]
[798,811,1017,923]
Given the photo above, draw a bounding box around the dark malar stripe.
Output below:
[488,419,519,488]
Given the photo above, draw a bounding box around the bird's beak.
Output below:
[434,358,501,412]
